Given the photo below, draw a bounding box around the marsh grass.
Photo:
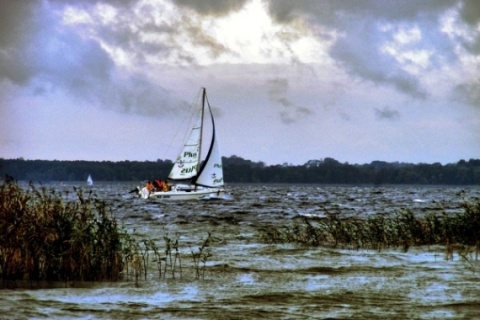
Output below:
[258,200,480,260]
[190,232,212,280]
[136,233,183,280]
[0,182,128,287]
[0,182,216,287]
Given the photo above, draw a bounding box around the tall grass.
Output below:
[258,200,480,260]
[0,181,216,287]
[0,182,130,286]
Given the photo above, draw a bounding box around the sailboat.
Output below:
[138,87,226,200]
[86,174,93,186]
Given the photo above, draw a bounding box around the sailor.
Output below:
[161,180,168,192]
[154,179,168,192]
[146,181,154,191]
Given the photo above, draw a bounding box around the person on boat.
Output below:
[157,179,169,192]
[146,181,154,192]
[162,180,169,191]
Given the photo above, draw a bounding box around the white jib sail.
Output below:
[168,114,202,180]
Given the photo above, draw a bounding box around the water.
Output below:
[1,184,480,319]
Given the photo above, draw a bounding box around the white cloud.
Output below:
[380,25,433,74]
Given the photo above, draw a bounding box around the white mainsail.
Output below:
[195,103,224,188]
[87,174,93,186]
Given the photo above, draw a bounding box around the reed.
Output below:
[258,199,480,260]
[121,231,142,284]
[143,239,164,279]
[0,182,225,287]
[158,232,182,279]
[190,232,212,280]
[0,181,219,287]
[0,182,131,287]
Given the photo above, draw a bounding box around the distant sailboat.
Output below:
[87,174,93,186]
[138,87,226,200]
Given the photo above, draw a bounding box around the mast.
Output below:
[197,87,206,176]
[194,89,224,188]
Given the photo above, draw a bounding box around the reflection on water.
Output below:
[1,183,480,319]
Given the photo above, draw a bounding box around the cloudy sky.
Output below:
[1,0,479,165]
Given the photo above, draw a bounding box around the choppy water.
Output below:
[1,183,480,319]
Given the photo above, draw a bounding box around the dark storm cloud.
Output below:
[184,24,230,60]
[459,0,480,25]
[267,78,288,96]
[264,0,466,99]
[0,1,39,85]
[329,20,428,100]
[266,1,453,26]
[455,81,480,108]
[457,0,480,54]
[111,73,185,115]
[0,0,182,116]
[172,0,248,16]
[267,78,313,124]
[49,0,139,7]
[374,106,401,121]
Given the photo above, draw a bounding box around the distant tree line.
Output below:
[222,156,480,185]
[1,156,480,185]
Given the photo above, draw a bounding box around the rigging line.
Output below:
[161,89,203,161]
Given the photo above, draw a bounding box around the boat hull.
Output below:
[140,187,225,200]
